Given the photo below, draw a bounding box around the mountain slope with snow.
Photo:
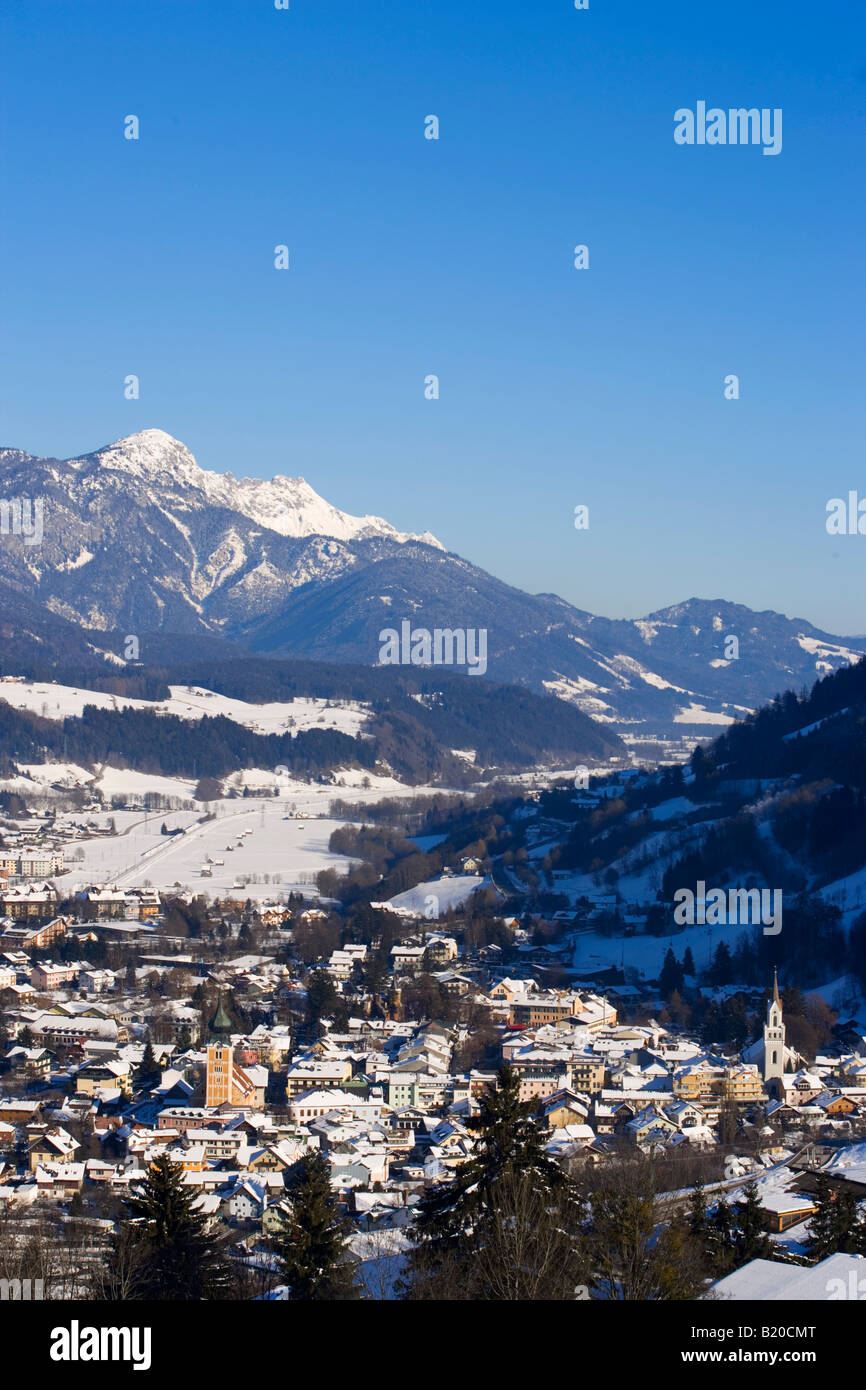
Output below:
[0,429,861,751]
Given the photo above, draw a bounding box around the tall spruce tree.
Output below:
[808,1175,858,1261]
[707,1195,736,1276]
[688,1181,708,1238]
[113,1152,234,1300]
[659,948,684,999]
[734,1180,771,1266]
[274,1149,356,1300]
[135,1037,159,1088]
[404,1064,586,1299]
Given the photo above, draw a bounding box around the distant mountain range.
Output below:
[0,428,861,753]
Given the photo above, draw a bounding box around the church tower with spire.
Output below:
[205,991,256,1109]
[763,970,785,1092]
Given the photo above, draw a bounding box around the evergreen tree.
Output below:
[707,1195,736,1276]
[304,970,340,1040]
[125,958,137,989]
[682,946,696,977]
[273,1149,356,1300]
[113,1152,234,1299]
[135,1037,160,1088]
[807,1175,858,1261]
[734,1181,771,1266]
[688,1181,708,1238]
[404,1065,585,1299]
[659,948,684,999]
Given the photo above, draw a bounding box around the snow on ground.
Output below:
[819,864,866,926]
[573,919,761,979]
[645,796,697,822]
[410,834,448,852]
[11,762,94,788]
[386,873,484,917]
[673,703,737,725]
[824,1141,866,1186]
[782,708,849,742]
[58,784,449,903]
[0,678,371,738]
[796,634,862,667]
[96,767,199,802]
[350,1229,412,1300]
[0,762,409,805]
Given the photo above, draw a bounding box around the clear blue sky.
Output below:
[1,0,864,633]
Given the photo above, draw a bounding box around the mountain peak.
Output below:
[92,428,202,485]
[82,429,442,550]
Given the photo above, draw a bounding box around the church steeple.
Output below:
[208,991,233,1043]
[763,971,785,1089]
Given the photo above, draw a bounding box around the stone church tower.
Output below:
[763,970,785,1090]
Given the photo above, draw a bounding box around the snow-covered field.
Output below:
[0,760,410,805]
[49,784,450,902]
[386,873,484,917]
[673,703,738,725]
[0,678,371,738]
[573,920,758,978]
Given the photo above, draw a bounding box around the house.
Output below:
[33,1162,85,1195]
[20,916,69,951]
[262,1199,291,1235]
[80,968,116,994]
[5,1045,53,1080]
[288,1088,371,1125]
[753,1189,818,1233]
[28,1127,80,1172]
[625,1105,679,1145]
[0,1098,42,1125]
[390,946,426,974]
[161,1145,207,1172]
[3,882,59,919]
[489,978,530,1004]
[17,847,64,878]
[224,1180,267,1223]
[425,935,458,963]
[284,1057,353,1097]
[539,1088,590,1130]
[31,960,79,991]
[124,889,161,919]
[79,887,128,919]
[76,1059,133,1098]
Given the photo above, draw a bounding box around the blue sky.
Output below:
[1,0,864,632]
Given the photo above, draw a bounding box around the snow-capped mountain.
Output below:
[61,429,442,547]
[0,429,861,752]
[0,429,442,637]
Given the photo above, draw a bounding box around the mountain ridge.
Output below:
[0,429,861,753]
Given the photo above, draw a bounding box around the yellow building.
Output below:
[724,1064,766,1103]
[205,1042,257,1108]
[204,994,258,1108]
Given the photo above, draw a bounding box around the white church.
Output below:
[741,972,802,1097]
